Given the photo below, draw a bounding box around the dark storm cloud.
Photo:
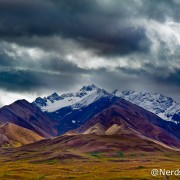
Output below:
[41,58,88,74]
[0,48,89,92]
[114,63,180,89]
[0,0,179,56]
[0,0,179,102]
[153,69,180,87]
[89,66,180,101]
[0,0,153,55]
[0,70,43,91]
[0,67,88,92]
[0,0,179,55]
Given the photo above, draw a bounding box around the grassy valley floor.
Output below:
[0,150,180,179]
[0,135,180,179]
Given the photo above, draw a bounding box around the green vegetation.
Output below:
[90,151,102,158]
[117,151,125,158]
[136,166,145,169]
[129,154,136,158]
[43,159,59,164]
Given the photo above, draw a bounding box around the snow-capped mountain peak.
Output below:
[34,85,113,113]
[113,90,180,123]
[79,84,99,92]
[33,85,180,124]
[47,92,62,102]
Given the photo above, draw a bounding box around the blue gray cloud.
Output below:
[0,0,179,102]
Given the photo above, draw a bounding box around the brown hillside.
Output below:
[73,99,180,149]
[0,123,44,147]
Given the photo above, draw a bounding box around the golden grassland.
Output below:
[0,134,179,179]
[0,150,179,180]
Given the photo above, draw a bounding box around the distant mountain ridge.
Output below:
[114,90,180,124]
[34,84,113,112]
[34,84,180,124]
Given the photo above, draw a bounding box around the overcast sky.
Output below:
[0,0,180,106]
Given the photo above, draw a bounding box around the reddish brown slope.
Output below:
[0,99,57,138]
[73,99,180,149]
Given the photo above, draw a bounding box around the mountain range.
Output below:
[33,84,180,138]
[0,84,179,150]
[70,99,180,149]
[0,84,180,179]
[34,85,119,135]
[34,84,180,124]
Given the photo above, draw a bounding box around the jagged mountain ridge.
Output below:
[114,90,180,123]
[34,85,180,124]
[34,84,113,112]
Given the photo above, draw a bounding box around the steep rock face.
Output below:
[0,100,57,137]
[0,123,44,147]
[74,99,180,148]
